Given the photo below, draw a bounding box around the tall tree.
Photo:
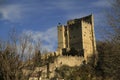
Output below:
[96,0,120,80]
[107,0,120,42]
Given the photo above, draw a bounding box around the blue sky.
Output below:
[0,0,110,51]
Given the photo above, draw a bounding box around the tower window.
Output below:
[60,29,62,31]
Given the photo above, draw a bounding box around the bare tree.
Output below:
[107,0,120,42]
[0,28,43,80]
[96,0,120,80]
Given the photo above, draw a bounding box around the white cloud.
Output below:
[0,0,110,23]
[0,3,61,22]
[23,27,57,52]
[0,4,22,22]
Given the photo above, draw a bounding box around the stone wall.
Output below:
[27,56,84,79]
[54,56,84,67]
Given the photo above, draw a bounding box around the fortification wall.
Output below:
[49,56,84,78]
[54,56,84,67]
[27,56,85,79]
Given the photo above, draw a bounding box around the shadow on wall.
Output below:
[62,47,84,57]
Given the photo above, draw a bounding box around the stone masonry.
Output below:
[57,14,97,61]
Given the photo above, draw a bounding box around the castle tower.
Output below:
[57,25,66,55]
[80,14,97,61]
[57,14,97,61]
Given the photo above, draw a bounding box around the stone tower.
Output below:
[57,14,97,60]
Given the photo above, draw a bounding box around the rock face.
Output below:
[28,56,84,80]
[48,56,84,78]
